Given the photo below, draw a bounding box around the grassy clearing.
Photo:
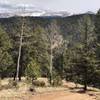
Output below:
[0,78,100,100]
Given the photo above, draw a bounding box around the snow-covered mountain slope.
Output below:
[0,10,70,18]
[0,3,94,18]
[0,4,70,17]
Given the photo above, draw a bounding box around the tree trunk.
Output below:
[84,83,87,91]
[15,17,24,82]
[49,38,53,85]
[83,67,88,91]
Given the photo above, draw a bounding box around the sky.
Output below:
[0,0,100,14]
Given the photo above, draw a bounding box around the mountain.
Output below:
[0,3,96,18]
[0,13,13,18]
[0,13,95,38]
[0,4,70,18]
[42,11,70,17]
[0,11,70,18]
[0,10,95,18]
[85,11,95,14]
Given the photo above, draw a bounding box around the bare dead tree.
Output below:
[46,20,63,85]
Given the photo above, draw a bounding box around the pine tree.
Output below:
[0,25,14,79]
[64,15,98,91]
[75,15,97,91]
[25,58,40,82]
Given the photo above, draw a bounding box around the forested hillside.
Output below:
[0,12,100,91]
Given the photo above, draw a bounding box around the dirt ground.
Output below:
[0,78,100,100]
[1,90,98,100]
[25,91,96,100]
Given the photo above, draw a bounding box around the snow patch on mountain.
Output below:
[0,3,70,17]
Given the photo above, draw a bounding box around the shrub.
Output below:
[7,79,19,89]
[52,75,62,86]
[49,72,62,86]
[25,59,40,82]
[32,80,45,87]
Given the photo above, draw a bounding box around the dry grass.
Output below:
[0,78,100,100]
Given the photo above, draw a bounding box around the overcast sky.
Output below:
[0,0,100,14]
